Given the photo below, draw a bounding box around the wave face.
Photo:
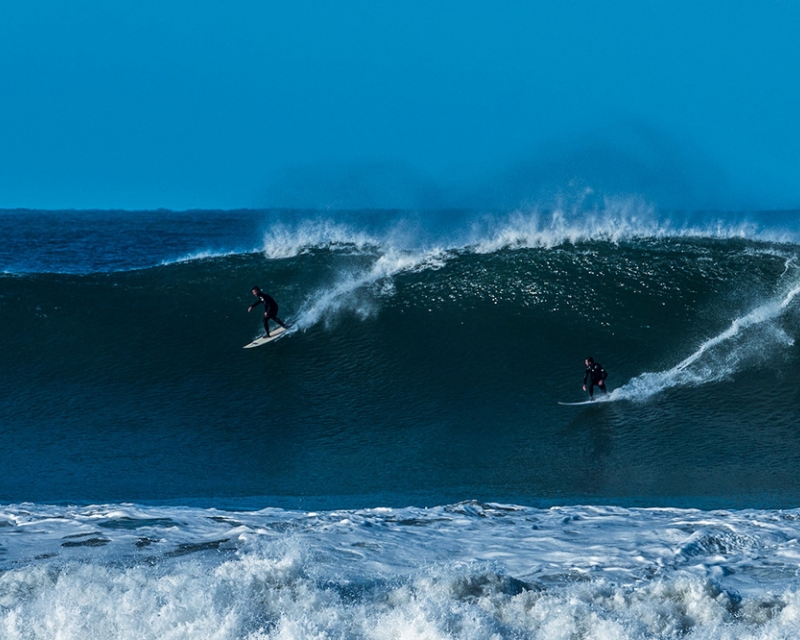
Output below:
[4,205,800,638]
[3,205,800,508]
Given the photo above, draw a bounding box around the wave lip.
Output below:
[3,206,800,275]
[257,205,800,264]
[469,203,800,255]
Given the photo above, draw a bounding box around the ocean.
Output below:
[2,203,800,638]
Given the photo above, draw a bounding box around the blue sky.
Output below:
[1,1,798,211]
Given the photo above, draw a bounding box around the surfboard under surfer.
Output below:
[582,357,608,399]
[248,286,288,337]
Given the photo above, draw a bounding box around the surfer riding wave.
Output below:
[248,286,288,337]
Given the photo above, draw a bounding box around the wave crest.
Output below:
[256,201,799,263]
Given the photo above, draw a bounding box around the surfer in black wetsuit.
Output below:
[248,286,288,337]
[582,357,608,399]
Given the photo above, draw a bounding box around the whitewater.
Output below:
[4,502,800,639]
[3,202,800,638]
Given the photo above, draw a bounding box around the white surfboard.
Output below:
[243,325,288,348]
[558,397,611,406]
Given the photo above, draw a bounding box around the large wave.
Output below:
[4,206,800,509]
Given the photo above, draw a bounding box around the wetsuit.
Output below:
[249,291,287,336]
[583,362,608,398]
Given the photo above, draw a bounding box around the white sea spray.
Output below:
[3,503,800,639]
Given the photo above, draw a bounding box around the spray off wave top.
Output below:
[256,202,800,263]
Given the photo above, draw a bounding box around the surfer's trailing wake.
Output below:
[610,275,800,403]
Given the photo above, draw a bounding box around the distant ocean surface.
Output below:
[3,204,800,638]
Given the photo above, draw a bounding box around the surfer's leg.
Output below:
[263,313,271,337]
[266,304,287,330]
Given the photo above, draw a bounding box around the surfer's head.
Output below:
[251,286,261,295]
[585,357,594,366]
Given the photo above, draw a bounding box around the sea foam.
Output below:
[2,502,800,639]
